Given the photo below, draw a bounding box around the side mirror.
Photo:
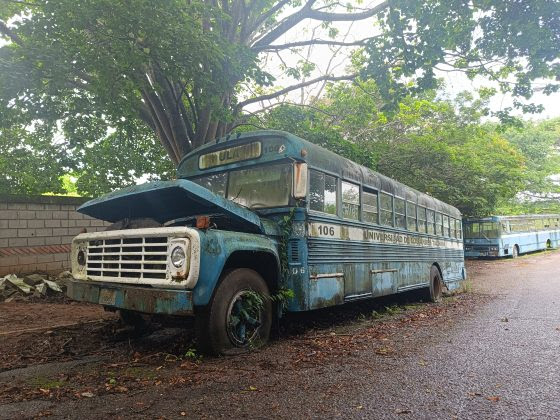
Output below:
[293,162,308,199]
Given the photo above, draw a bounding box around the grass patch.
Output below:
[27,376,65,390]
[123,366,158,380]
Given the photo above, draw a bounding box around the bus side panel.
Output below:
[306,224,465,308]
[439,260,465,291]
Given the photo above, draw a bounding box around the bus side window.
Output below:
[456,219,462,239]
[309,170,338,215]
[363,190,378,224]
[450,217,456,238]
[502,222,510,233]
[443,215,450,237]
[394,197,406,229]
[426,209,435,235]
[435,213,443,236]
[417,207,427,233]
[380,193,393,226]
[341,181,360,220]
[406,201,417,231]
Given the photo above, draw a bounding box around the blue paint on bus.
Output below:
[68,130,465,333]
[463,215,560,258]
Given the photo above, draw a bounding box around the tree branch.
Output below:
[256,37,377,51]
[251,0,319,49]
[248,0,292,38]
[0,20,23,46]
[308,2,388,21]
[252,0,388,49]
[236,73,357,110]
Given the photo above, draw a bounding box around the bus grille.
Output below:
[86,236,169,281]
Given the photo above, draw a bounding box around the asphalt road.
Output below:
[2,251,559,419]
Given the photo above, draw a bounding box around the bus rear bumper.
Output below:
[67,280,193,316]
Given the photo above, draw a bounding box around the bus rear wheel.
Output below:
[426,265,443,303]
[195,268,272,356]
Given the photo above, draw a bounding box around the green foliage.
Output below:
[67,119,175,197]
[364,1,560,118]
[277,207,296,280]
[0,122,70,195]
[495,118,560,214]
[1,1,558,199]
[258,80,530,216]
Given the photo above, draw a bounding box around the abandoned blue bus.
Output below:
[463,215,560,258]
[67,130,466,354]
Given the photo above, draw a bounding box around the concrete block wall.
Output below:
[0,195,110,275]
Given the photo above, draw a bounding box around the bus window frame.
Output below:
[417,206,427,233]
[308,169,339,218]
[362,187,379,225]
[379,191,394,227]
[394,196,406,230]
[406,200,417,232]
[341,180,360,221]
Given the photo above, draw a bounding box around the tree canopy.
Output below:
[1,0,558,165]
[1,1,559,216]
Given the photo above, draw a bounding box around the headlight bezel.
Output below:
[170,245,186,268]
[168,238,191,279]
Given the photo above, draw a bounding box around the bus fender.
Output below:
[191,230,280,307]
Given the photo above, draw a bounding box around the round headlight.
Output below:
[171,246,186,268]
[77,250,86,266]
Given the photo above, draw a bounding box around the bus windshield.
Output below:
[464,222,500,239]
[191,163,292,209]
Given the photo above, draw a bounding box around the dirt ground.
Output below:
[0,251,556,418]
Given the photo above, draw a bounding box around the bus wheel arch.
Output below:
[220,250,280,294]
[512,244,519,258]
[546,239,553,249]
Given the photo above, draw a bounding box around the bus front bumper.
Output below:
[67,280,193,316]
[464,249,500,258]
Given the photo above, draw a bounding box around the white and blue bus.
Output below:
[463,215,560,258]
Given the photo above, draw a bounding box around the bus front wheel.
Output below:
[195,268,272,356]
[512,245,519,258]
[426,265,443,303]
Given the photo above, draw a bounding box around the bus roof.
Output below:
[177,130,461,218]
[464,214,560,223]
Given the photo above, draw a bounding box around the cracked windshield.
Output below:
[192,164,292,209]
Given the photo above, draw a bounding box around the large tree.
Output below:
[1,0,558,167]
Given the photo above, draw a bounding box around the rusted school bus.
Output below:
[67,130,466,354]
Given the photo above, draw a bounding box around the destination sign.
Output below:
[199,142,262,169]
[309,222,463,250]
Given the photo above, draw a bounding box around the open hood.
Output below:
[78,179,264,233]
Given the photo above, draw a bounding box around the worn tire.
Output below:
[195,268,272,356]
[425,265,443,303]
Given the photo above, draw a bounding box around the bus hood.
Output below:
[77,179,265,233]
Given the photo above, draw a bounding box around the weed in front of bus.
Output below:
[384,305,404,316]
[370,310,383,319]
